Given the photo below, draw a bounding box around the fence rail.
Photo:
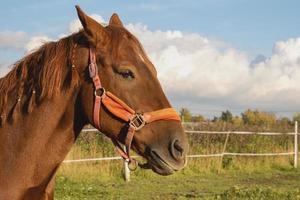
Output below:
[63,152,296,164]
[63,122,299,181]
[185,130,299,135]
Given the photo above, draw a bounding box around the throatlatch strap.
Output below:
[93,96,102,129]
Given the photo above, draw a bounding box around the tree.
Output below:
[232,116,243,126]
[220,110,233,123]
[277,117,292,130]
[241,109,276,128]
[212,116,219,122]
[179,108,192,122]
[191,114,205,122]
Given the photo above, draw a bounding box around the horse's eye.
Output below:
[119,69,135,80]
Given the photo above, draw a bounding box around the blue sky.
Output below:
[1,0,300,57]
[1,1,300,118]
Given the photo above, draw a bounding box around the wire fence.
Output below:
[62,122,299,181]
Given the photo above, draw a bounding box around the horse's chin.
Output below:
[140,152,186,176]
[150,162,176,176]
[139,160,175,176]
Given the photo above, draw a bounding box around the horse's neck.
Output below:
[0,88,84,194]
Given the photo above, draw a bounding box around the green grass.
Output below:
[55,164,300,200]
[55,130,300,199]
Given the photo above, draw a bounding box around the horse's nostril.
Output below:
[170,139,184,160]
[174,140,184,154]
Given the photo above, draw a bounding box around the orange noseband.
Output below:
[88,47,180,169]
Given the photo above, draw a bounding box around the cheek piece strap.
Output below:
[88,47,181,170]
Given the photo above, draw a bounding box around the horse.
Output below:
[0,6,188,199]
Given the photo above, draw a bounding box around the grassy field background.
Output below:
[55,162,300,199]
[54,126,300,199]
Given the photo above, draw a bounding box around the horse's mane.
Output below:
[0,33,80,121]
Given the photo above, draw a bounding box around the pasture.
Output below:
[54,126,300,199]
[55,160,300,199]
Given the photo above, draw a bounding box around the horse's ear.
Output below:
[75,5,108,46]
[109,13,124,27]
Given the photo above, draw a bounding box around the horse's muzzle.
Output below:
[146,138,188,175]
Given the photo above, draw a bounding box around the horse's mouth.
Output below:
[141,151,184,176]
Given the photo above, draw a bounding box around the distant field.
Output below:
[55,166,300,200]
[54,128,300,199]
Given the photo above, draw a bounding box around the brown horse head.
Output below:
[74,6,188,175]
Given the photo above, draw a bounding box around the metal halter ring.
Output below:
[129,114,146,131]
[94,87,106,97]
[127,159,138,171]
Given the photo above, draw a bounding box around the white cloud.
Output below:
[25,36,53,52]
[25,14,106,52]
[0,62,7,77]
[0,60,12,78]
[24,14,105,52]
[1,16,300,116]
[127,23,300,115]
[0,14,106,78]
[0,31,28,49]
[0,32,53,78]
[237,38,300,110]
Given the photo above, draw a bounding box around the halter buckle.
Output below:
[130,114,145,131]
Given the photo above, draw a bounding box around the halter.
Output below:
[88,47,181,169]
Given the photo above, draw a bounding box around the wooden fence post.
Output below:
[294,121,298,168]
[124,160,130,181]
[123,146,130,182]
[218,132,230,173]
